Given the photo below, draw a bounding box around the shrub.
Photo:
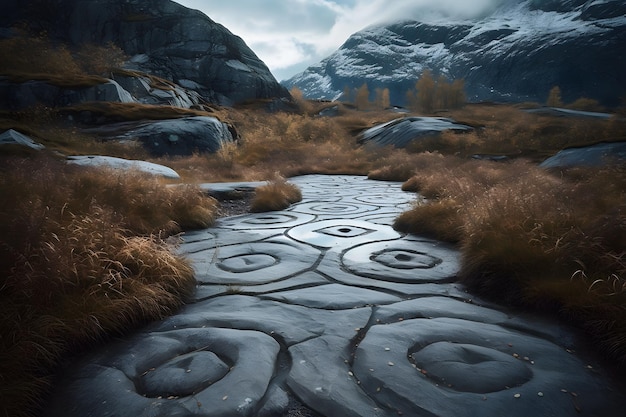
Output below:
[250,176,303,212]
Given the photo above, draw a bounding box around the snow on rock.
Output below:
[283,0,626,106]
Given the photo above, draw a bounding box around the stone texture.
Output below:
[539,141,626,169]
[0,79,135,110]
[67,155,180,178]
[358,117,473,148]
[44,175,626,417]
[85,116,235,156]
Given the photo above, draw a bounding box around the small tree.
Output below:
[289,86,312,113]
[416,70,436,113]
[355,83,370,111]
[375,87,390,110]
[547,86,563,107]
[342,85,353,104]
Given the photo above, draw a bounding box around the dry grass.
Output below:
[0,107,149,158]
[0,155,217,417]
[163,106,401,182]
[394,157,626,369]
[0,32,125,87]
[250,175,303,212]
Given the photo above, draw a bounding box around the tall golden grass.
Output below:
[394,158,626,369]
[0,155,217,417]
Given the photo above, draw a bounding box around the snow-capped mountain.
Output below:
[283,0,626,106]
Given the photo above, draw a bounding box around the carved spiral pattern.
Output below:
[46,175,624,417]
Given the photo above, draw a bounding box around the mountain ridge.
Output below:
[283,0,626,106]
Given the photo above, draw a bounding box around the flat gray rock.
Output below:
[45,174,626,417]
[67,155,180,179]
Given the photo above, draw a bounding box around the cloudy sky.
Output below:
[174,0,502,81]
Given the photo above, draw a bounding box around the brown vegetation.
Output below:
[406,70,466,113]
[0,155,217,417]
[250,175,303,212]
[394,158,626,370]
[0,31,125,86]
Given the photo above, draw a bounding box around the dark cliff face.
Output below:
[283,0,626,107]
[1,0,289,104]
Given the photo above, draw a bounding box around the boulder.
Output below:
[539,141,626,169]
[86,116,235,156]
[67,155,180,179]
[358,117,473,148]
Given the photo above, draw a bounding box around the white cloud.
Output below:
[174,0,502,80]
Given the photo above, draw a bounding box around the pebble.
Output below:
[538,392,544,397]
[514,393,521,398]
[388,361,395,366]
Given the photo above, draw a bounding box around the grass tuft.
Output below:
[250,175,303,212]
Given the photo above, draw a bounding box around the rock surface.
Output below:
[45,175,626,417]
[540,141,626,169]
[1,0,289,105]
[85,116,235,156]
[358,117,473,148]
[67,155,180,179]
[283,0,626,106]
[0,79,135,110]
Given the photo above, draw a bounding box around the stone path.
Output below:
[46,175,625,416]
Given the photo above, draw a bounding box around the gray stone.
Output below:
[263,283,402,309]
[353,317,623,417]
[112,72,202,108]
[358,117,473,148]
[67,155,180,179]
[87,116,235,156]
[539,141,626,169]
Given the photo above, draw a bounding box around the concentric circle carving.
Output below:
[342,239,458,282]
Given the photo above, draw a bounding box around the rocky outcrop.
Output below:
[85,116,235,157]
[1,0,289,105]
[539,141,626,169]
[358,117,473,148]
[283,0,626,107]
[0,78,135,110]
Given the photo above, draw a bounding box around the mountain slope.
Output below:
[1,0,288,104]
[283,0,626,106]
